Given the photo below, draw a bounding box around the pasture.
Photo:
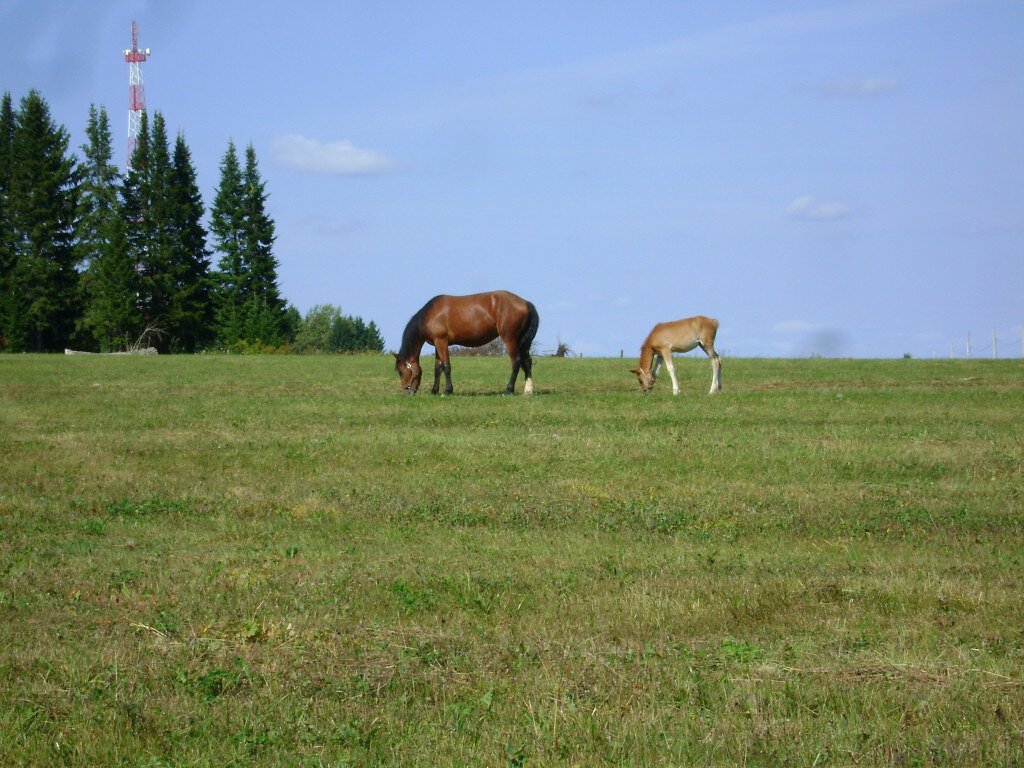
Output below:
[1,353,1022,766]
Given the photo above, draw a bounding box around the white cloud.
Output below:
[773,320,824,334]
[785,195,852,221]
[271,134,402,176]
[813,77,902,98]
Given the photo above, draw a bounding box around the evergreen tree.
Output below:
[77,105,138,351]
[0,93,16,350]
[119,113,214,352]
[121,111,152,304]
[329,314,385,353]
[76,105,121,271]
[361,319,385,353]
[3,91,79,351]
[211,141,286,348]
[239,143,285,344]
[137,112,174,339]
[294,306,384,353]
[164,133,213,352]
[210,141,245,346]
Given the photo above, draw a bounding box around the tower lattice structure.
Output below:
[123,20,151,169]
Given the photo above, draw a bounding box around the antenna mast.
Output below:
[123,20,151,169]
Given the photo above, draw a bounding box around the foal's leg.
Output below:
[700,343,722,394]
[661,353,681,395]
[651,354,663,382]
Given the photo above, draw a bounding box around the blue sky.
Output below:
[3,0,1022,358]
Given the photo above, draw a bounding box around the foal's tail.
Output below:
[519,301,540,355]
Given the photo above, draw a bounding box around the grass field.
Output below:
[1,353,1022,766]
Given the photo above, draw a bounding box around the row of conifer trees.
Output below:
[0,90,382,354]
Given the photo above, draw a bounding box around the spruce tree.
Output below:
[76,105,121,271]
[211,141,286,348]
[118,113,214,352]
[77,105,138,351]
[210,141,245,346]
[138,112,174,340]
[239,143,285,344]
[121,113,152,293]
[3,91,79,351]
[362,319,385,353]
[0,93,16,350]
[164,133,213,352]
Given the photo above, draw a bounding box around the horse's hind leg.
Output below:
[710,352,722,393]
[700,343,722,394]
[504,342,522,395]
[504,339,534,395]
[521,351,534,395]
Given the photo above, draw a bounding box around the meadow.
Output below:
[1,353,1022,767]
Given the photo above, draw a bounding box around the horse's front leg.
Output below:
[651,354,662,382]
[432,357,442,395]
[434,341,453,395]
[662,354,681,395]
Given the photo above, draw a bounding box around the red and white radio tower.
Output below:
[123,20,151,169]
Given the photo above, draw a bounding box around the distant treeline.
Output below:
[0,90,383,354]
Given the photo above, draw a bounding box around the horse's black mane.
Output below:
[398,295,441,359]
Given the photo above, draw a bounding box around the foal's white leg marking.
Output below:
[524,377,534,395]
[663,354,681,395]
[709,355,722,394]
[651,355,662,381]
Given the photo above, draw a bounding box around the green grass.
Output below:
[1,354,1022,766]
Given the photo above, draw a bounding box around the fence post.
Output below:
[966,332,971,359]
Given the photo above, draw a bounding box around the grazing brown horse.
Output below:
[395,291,539,395]
[630,316,722,394]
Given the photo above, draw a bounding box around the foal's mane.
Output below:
[398,295,441,359]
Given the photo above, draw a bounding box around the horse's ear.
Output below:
[629,368,642,376]
[394,353,402,362]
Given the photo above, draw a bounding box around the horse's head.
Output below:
[395,354,422,395]
[630,368,654,393]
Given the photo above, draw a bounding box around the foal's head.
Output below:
[394,354,422,395]
[630,367,655,393]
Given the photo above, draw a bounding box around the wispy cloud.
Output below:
[271,134,403,176]
[786,195,852,221]
[379,2,934,132]
[802,77,902,98]
[773,320,820,334]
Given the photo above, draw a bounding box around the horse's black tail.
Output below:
[519,301,539,355]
